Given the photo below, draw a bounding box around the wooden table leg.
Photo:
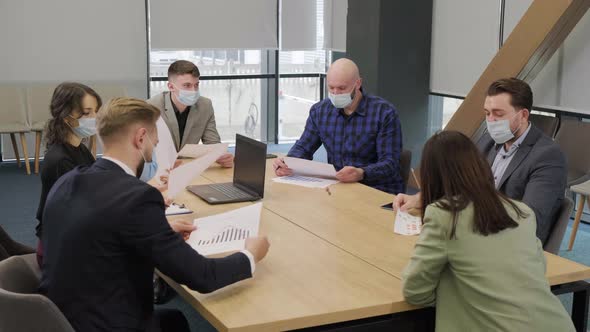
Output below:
[568,194,585,251]
[19,132,31,175]
[35,131,41,174]
[10,133,21,167]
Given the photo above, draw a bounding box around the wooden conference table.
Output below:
[161,160,590,332]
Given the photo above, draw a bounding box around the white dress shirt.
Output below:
[491,123,531,188]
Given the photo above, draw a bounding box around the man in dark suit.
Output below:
[39,97,270,332]
[394,78,566,245]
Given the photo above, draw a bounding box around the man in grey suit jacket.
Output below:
[477,78,566,245]
[147,60,233,167]
[478,125,566,245]
[395,78,567,245]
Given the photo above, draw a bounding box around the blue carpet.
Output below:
[1,146,590,331]
[0,161,41,247]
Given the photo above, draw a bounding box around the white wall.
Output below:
[430,0,501,97]
[150,0,278,50]
[504,0,590,115]
[0,0,147,159]
[503,0,561,108]
[431,0,590,116]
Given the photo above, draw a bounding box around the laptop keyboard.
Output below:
[209,183,253,199]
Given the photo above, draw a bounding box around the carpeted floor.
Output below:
[1,144,589,331]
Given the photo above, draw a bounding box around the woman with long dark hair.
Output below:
[402,131,573,332]
[36,82,101,266]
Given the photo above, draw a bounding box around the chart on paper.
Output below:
[187,203,262,256]
[196,227,251,246]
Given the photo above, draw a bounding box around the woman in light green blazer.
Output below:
[401,131,574,332]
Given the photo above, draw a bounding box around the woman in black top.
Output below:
[36,82,102,266]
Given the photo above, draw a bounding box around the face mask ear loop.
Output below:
[511,109,525,136]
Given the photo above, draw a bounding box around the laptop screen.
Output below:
[233,134,267,198]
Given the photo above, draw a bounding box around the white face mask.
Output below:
[174,85,200,106]
[329,84,356,109]
[486,111,521,144]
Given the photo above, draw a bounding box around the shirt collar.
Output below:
[511,121,531,146]
[336,94,367,117]
[498,122,531,156]
[101,156,136,176]
[355,95,368,116]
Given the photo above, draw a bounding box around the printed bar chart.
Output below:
[187,203,262,255]
[197,227,251,246]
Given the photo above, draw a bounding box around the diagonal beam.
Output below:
[444,0,590,138]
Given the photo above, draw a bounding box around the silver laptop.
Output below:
[187,134,266,204]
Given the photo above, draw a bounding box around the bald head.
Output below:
[327,58,360,82]
[326,58,362,100]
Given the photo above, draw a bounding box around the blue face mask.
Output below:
[139,149,158,182]
[176,87,200,106]
[71,117,97,138]
[138,134,158,182]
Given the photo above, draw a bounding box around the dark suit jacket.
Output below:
[39,158,251,332]
[478,124,567,245]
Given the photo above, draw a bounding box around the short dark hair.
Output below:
[487,78,533,112]
[167,60,200,79]
[45,82,102,149]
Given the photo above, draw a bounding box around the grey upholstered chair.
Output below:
[0,254,74,332]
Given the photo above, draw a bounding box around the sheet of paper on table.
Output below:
[394,210,422,236]
[167,143,228,198]
[283,157,337,179]
[187,203,262,256]
[272,175,338,189]
[165,203,193,216]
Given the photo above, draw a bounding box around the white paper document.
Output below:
[154,116,178,180]
[283,157,337,179]
[394,210,422,236]
[187,203,262,256]
[165,203,192,216]
[178,143,227,159]
[167,143,228,198]
[272,175,338,189]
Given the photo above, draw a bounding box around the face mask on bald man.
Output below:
[329,84,357,109]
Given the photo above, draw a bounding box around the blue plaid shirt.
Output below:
[288,94,403,194]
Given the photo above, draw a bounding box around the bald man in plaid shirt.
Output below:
[273,58,403,194]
